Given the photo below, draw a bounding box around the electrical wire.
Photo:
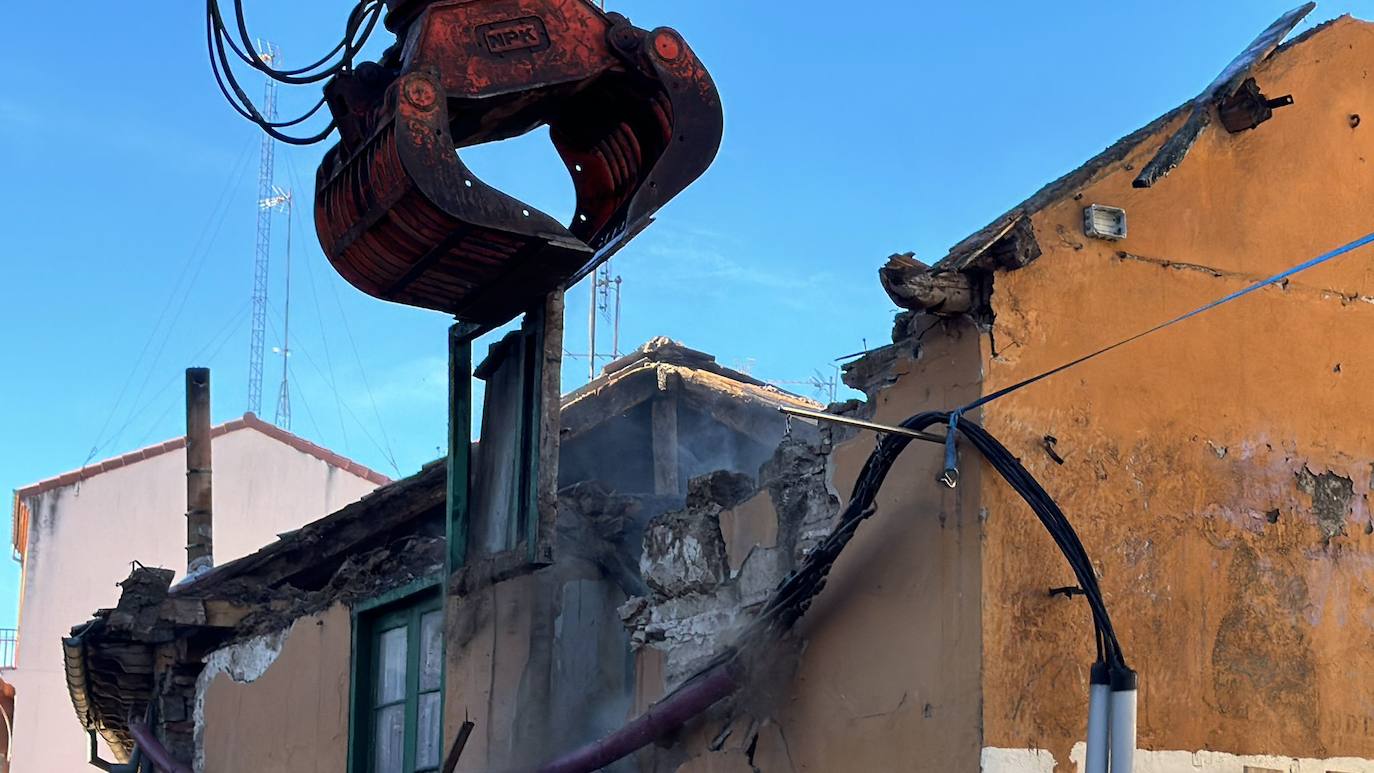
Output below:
[954,228,1374,419]
[268,305,402,477]
[130,302,253,448]
[291,172,353,452]
[288,361,328,448]
[83,139,257,466]
[325,266,403,475]
[649,408,1131,732]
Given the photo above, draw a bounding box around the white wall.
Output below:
[980,745,1374,772]
[8,427,380,773]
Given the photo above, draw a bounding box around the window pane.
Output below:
[377,627,407,705]
[419,610,443,692]
[416,692,443,770]
[374,704,404,773]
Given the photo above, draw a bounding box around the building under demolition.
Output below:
[63,339,821,771]
[55,8,1374,773]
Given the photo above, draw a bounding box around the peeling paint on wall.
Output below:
[1296,465,1354,541]
[194,606,352,773]
[193,629,287,772]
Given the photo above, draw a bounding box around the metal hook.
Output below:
[940,412,961,488]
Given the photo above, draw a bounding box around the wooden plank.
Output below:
[558,366,660,442]
[677,378,790,448]
[533,291,564,563]
[448,323,477,574]
[651,396,681,496]
[202,600,252,629]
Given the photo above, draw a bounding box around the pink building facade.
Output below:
[8,414,386,772]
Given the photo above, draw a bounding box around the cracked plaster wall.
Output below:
[978,16,1374,769]
[196,605,351,773]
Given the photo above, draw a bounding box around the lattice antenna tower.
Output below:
[248,41,281,416]
[266,188,294,429]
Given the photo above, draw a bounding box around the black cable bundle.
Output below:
[205,0,386,144]
[735,411,1127,672]
[952,417,1125,669]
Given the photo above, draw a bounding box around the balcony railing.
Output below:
[0,629,16,669]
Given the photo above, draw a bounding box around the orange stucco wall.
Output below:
[978,16,1374,768]
[198,605,352,773]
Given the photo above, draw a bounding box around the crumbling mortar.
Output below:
[627,444,838,687]
[761,437,840,564]
[216,536,446,644]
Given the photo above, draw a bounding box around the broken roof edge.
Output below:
[169,459,445,599]
[63,537,447,761]
[63,618,102,730]
[929,12,1356,275]
[563,336,822,410]
[11,412,391,558]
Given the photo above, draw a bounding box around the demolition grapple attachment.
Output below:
[314,0,723,324]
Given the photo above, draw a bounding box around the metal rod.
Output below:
[536,662,739,773]
[588,278,597,381]
[441,720,475,773]
[776,405,946,445]
[612,274,622,358]
[127,723,192,773]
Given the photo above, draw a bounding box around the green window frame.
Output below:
[449,306,547,573]
[349,580,444,773]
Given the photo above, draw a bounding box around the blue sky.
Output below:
[0,0,1361,627]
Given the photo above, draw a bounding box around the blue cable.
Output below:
[941,229,1374,485]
